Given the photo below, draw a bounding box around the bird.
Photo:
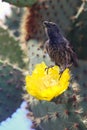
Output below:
[43,21,78,73]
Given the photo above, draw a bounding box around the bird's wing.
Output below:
[64,38,78,67]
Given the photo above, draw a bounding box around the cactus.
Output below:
[25,61,87,130]
[72,60,87,122]
[0,27,26,68]
[67,1,87,60]
[2,0,37,7]
[0,60,24,122]
[20,0,81,43]
[23,40,87,130]
[2,0,87,129]
[4,7,23,38]
[28,40,53,74]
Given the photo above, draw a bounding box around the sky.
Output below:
[0,0,11,20]
[0,101,35,130]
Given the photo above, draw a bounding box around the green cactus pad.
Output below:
[4,7,23,38]
[72,60,87,120]
[2,0,37,7]
[0,27,26,68]
[0,61,24,122]
[28,40,53,74]
[67,9,87,60]
[25,49,87,130]
[20,0,81,42]
[25,90,87,130]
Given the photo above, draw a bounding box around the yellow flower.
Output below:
[25,62,71,101]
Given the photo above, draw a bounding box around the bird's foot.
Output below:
[59,69,65,79]
[45,65,54,74]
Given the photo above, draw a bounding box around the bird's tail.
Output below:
[72,52,79,67]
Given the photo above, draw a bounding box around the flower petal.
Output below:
[25,62,71,101]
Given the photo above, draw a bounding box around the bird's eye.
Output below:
[53,24,56,28]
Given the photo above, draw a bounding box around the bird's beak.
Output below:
[43,21,50,28]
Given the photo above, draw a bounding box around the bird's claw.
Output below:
[45,65,54,74]
[59,70,63,75]
[59,69,65,79]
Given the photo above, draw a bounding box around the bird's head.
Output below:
[43,21,60,40]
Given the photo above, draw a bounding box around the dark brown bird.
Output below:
[43,21,78,72]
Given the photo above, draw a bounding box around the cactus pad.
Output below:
[67,7,87,60]
[2,0,37,7]
[24,59,87,130]
[0,27,26,68]
[20,0,81,42]
[0,61,24,122]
